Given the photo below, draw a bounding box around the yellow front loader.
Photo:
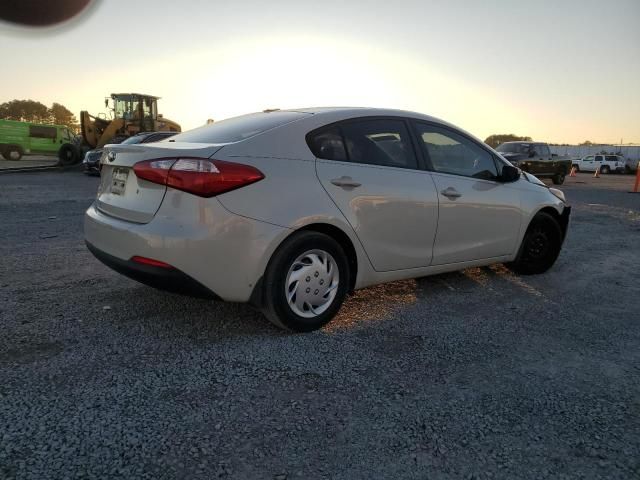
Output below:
[80,93,181,149]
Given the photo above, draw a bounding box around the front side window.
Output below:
[340,119,418,169]
[415,123,498,180]
[584,155,594,161]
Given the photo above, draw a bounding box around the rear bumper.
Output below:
[86,241,218,298]
[84,193,290,302]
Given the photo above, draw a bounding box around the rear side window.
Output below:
[605,155,618,162]
[341,119,418,169]
[307,127,348,161]
[29,125,56,139]
[166,111,308,144]
[308,119,418,169]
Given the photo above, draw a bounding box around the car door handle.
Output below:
[440,187,462,199]
[331,176,361,188]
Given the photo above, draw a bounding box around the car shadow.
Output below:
[92,263,548,341]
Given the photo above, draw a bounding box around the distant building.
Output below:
[549,144,640,162]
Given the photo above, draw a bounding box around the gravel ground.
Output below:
[1,171,639,479]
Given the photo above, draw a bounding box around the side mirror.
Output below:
[501,164,520,182]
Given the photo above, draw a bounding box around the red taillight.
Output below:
[131,256,174,269]
[133,157,264,197]
[133,159,176,185]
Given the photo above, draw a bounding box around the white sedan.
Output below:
[85,107,570,332]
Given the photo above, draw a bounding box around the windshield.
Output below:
[166,111,309,144]
[497,143,530,154]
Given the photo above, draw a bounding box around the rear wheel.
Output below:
[600,165,610,174]
[2,146,22,161]
[507,212,563,275]
[552,172,565,185]
[262,231,349,332]
[573,164,580,172]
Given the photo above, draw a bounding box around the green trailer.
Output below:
[0,119,79,163]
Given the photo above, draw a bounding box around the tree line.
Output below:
[0,99,78,131]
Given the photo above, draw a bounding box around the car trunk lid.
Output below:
[96,142,225,223]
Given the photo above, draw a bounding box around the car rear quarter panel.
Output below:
[212,153,374,284]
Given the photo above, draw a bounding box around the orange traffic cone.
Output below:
[593,166,600,178]
[633,162,640,193]
[569,166,577,177]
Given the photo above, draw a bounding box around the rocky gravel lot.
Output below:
[1,171,639,479]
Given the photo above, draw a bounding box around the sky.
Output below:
[0,0,638,144]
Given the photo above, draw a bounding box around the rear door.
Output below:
[97,142,224,223]
[412,122,522,265]
[313,117,439,272]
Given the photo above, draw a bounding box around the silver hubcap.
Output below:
[285,249,339,318]
[9,151,19,160]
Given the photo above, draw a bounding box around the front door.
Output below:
[581,155,596,171]
[412,122,522,265]
[312,118,439,272]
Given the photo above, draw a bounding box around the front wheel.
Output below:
[58,144,79,166]
[507,212,563,275]
[552,172,565,185]
[262,231,350,332]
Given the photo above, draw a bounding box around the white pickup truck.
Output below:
[572,154,626,174]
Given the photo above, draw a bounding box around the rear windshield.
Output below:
[165,111,309,144]
[120,136,145,145]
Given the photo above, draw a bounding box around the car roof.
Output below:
[273,106,475,138]
[283,106,444,123]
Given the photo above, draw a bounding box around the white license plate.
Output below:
[111,168,129,195]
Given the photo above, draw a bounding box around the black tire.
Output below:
[2,146,22,161]
[507,212,563,275]
[573,164,580,172]
[58,143,79,166]
[262,231,350,332]
[552,172,565,185]
[600,165,610,174]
